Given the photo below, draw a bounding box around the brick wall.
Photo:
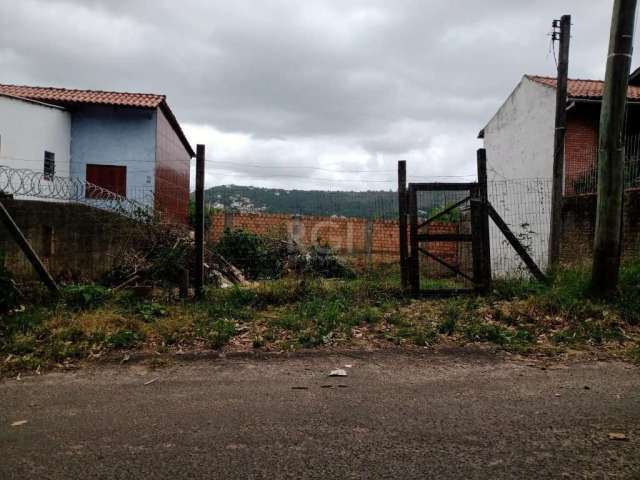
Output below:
[560,190,640,265]
[564,111,599,195]
[209,211,460,270]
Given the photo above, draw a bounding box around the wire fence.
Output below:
[0,156,555,285]
[566,132,640,195]
[488,178,552,277]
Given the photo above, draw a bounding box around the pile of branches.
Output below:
[103,222,246,290]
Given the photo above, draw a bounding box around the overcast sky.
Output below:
[1,1,636,191]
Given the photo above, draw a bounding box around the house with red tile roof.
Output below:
[479,73,640,194]
[0,83,194,223]
[479,72,640,271]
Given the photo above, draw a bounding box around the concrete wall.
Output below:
[0,95,71,178]
[70,105,157,205]
[482,76,556,275]
[0,199,138,282]
[483,77,556,180]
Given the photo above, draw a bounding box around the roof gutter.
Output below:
[568,97,640,105]
[159,101,195,158]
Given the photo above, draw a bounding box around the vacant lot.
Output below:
[2,262,640,375]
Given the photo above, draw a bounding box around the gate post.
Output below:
[408,184,420,294]
[398,161,409,289]
[477,149,492,292]
[470,184,484,293]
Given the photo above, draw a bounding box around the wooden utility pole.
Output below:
[397,160,408,289]
[548,14,571,269]
[194,144,205,299]
[591,0,638,294]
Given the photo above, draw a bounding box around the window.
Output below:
[85,164,127,198]
[44,151,55,180]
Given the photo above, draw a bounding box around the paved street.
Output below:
[1,352,639,479]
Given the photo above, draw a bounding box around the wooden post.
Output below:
[194,144,205,299]
[408,185,420,294]
[592,0,638,294]
[398,160,409,289]
[487,203,547,283]
[549,14,571,269]
[477,149,492,291]
[470,184,483,292]
[0,198,59,294]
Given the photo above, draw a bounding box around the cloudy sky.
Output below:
[0,1,636,191]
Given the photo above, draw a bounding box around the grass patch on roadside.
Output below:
[2,259,640,373]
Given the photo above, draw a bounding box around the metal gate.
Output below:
[398,151,491,296]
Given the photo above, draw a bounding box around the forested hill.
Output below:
[203,185,399,219]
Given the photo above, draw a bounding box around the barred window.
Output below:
[44,151,55,180]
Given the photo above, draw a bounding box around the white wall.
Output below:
[0,95,71,177]
[481,76,555,276]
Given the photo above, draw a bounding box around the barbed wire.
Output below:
[0,165,153,220]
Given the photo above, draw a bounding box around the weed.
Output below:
[199,318,237,349]
[0,255,19,314]
[252,335,265,348]
[134,302,168,322]
[6,333,38,355]
[63,285,111,311]
[106,330,143,348]
[155,314,194,345]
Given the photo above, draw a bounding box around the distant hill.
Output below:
[203,185,462,220]
[203,185,399,219]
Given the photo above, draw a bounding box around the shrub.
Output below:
[213,229,288,280]
[292,245,356,279]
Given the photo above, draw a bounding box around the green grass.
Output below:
[2,260,640,373]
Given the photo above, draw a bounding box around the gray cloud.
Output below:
[0,0,633,190]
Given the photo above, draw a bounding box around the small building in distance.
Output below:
[0,83,194,223]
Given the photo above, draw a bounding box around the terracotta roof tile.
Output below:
[527,75,640,100]
[0,83,194,157]
[0,83,165,108]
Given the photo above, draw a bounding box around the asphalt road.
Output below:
[1,352,639,479]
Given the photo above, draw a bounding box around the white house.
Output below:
[478,75,557,276]
[479,73,640,275]
[0,93,71,181]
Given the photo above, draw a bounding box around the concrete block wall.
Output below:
[0,199,138,282]
[560,190,640,266]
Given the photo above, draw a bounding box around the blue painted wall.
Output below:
[70,105,157,205]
